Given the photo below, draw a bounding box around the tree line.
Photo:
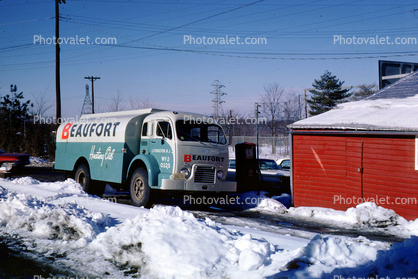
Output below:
[1,71,376,159]
[0,87,55,159]
[220,70,376,137]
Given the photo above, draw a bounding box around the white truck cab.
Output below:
[54,109,236,206]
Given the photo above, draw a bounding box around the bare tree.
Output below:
[281,90,303,124]
[260,83,284,136]
[31,88,53,117]
[105,91,126,112]
[129,96,159,110]
[218,108,244,136]
[350,84,377,101]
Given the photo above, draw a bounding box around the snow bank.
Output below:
[282,235,378,278]
[29,156,54,167]
[325,236,418,279]
[1,177,418,278]
[90,205,277,278]
[0,185,109,245]
[239,191,287,213]
[287,202,418,237]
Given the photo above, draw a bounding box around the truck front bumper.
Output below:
[160,178,236,192]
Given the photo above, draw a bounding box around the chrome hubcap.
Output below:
[134,178,144,200]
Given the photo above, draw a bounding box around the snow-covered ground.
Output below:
[1,177,418,278]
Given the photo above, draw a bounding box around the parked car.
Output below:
[276,158,290,170]
[227,158,290,194]
[0,150,30,172]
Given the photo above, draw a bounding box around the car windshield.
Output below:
[258,160,279,170]
[280,160,290,169]
[176,120,227,145]
[0,150,5,154]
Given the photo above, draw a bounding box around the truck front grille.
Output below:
[194,166,215,184]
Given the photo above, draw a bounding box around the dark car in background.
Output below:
[227,158,290,194]
[276,158,290,170]
[0,150,30,172]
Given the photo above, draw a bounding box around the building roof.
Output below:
[367,69,418,100]
[289,71,418,132]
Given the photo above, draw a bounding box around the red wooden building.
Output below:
[289,71,418,220]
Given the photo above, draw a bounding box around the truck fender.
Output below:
[127,154,160,187]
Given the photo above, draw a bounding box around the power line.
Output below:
[61,17,418,61]
[0,17,53,26]
[136,0,263,41]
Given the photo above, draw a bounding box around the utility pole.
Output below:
[55,0,65,125]
[84,76,100,114]
[255,103,261,160]
[229,110,233,145]
[10,85,17,148]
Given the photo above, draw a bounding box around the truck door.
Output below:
[149,119,175,183]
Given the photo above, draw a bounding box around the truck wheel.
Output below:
[74,164,106,196]
[75,163,92,194]
[130,168,151,207]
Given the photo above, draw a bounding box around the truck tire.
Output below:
[75,163,93,193]
[74,164,106,197]
[130,168,151,207]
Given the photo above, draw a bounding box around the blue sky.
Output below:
[1,0,418,119]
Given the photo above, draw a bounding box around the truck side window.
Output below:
[157,121,172,140]
[142,122,153,137]
[142,122,148,136]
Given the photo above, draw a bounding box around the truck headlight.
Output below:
[180,167,191,178]
[216,170,224,179]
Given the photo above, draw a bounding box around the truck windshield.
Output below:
[176,120,227,145]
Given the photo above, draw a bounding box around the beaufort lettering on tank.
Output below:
[62,122,121,139]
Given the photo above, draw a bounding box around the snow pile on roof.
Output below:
[290,94,418,131]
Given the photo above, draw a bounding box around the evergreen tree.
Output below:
[0,89,32,152]
[0,87,55,158]
[307,71,352,116]
[350,84,377,101]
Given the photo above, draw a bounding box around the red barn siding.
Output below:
[292,134,418,220]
